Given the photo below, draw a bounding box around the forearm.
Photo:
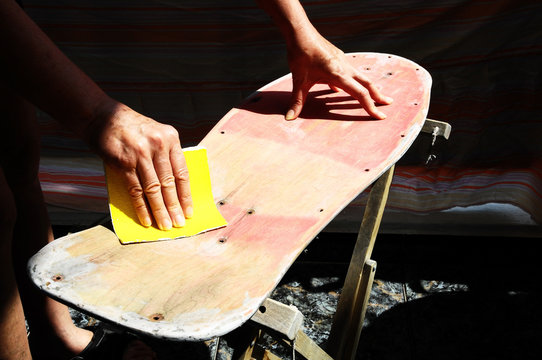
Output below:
[0,1,193,229]
[256,0,321,49]
[0,0,116,139]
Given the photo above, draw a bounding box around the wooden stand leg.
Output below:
[288,330,334,360]
[326,165,395,360]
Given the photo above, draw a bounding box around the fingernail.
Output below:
[173,214,185,227]
[285,110,296,121]
[142,217,152,227]
[160,218,172,231]
[384,96,394,104]
[376,111,387,120]
[185,206,194,219]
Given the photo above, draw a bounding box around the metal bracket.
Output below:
[421,118,452,165]
[422,118,452,140]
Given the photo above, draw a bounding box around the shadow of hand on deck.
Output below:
[240,89,381,122]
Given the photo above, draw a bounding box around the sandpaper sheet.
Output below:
[106,146,227,244]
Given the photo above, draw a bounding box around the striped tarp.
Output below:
[25,0,542,232]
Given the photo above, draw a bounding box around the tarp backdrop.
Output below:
[27,0,542,235]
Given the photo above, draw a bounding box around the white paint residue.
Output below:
[196,238,228,257]
[28,246,99,306]
[69,292,266,341]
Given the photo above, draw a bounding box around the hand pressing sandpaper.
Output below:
[106,146,227,244]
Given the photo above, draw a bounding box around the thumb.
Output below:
[286,83,309,121]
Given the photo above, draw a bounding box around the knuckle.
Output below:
[166,202,182,213]
[160,174,176,189]
[358,87,370,98]
[180,192,192,204]
[115,154,135,169]
[143,181,162,196]
[292,97,304,107]
[132,140,149,157]
[174,167,190,182]
[133,201,149,213]
[148,126,179,150]
[127,184,144,199]
[149,132,165,149]
[328,60,342,75]
[164,125,179,139]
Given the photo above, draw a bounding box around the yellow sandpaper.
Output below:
[106,146,227,244]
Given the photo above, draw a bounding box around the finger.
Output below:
[286,80,311,121]
[329,84,340,93]
[124,170,153,228]
[170,143,193,219]
[154,150,186,228]
[354,73,394,105]
[339,77,388,119]
[137,158,173,230]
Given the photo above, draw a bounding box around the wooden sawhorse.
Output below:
[238,119,451,360]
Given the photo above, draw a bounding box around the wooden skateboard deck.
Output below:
[29,53,431,341]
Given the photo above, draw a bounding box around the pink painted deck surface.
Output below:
[29,53,431,341]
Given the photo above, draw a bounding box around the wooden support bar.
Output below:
[250,298,303,341]
[249,298,334,359]
[326,165,395,360]
[288,330,334,360]
[339,259,377,359]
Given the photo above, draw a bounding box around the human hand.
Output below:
[88,101,192,230]
[0,0,191,230]
[285,34,393,120]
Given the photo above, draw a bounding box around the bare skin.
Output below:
[259,0,393,120]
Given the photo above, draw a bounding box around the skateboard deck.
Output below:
[29,53,431,341]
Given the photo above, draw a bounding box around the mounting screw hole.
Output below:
[247,209,255,215]
[150,313,164,322]
[259,306,267,314]
[365,169,370,172]
[218,200,226,206]
[52,274,64,282]
[218,237,228,244]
